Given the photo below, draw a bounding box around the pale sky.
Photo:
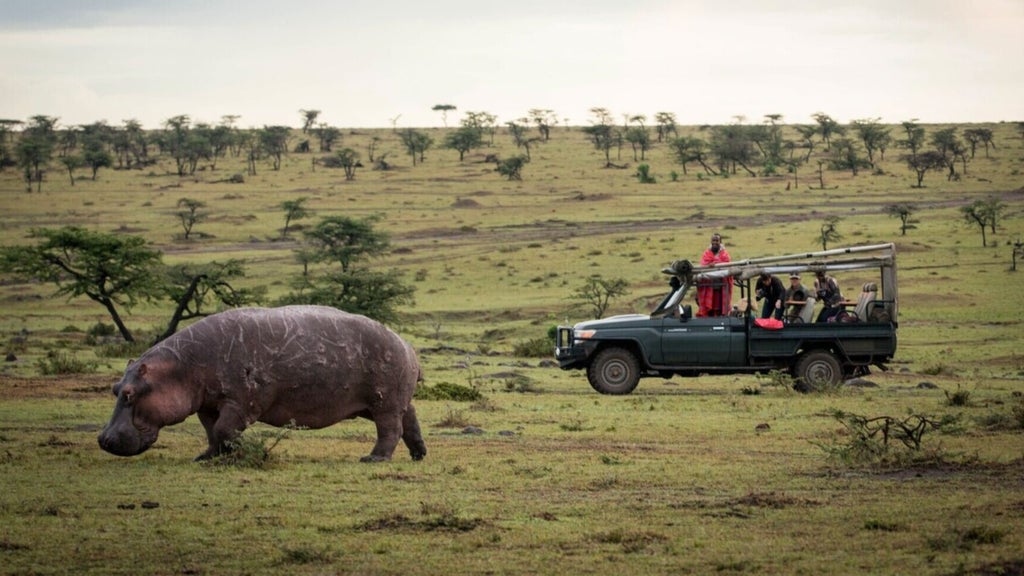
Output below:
[1,0,1022,130]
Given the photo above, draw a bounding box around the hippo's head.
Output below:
[98,358,193,457]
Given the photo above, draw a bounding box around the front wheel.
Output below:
[794,350,842,392]
[587,347,641,395]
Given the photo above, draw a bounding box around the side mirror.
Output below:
[679,304,692,321]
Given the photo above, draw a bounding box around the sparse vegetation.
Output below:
[0,117,1021,575]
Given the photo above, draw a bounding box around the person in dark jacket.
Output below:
[756,272,786,320]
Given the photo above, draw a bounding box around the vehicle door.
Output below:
[659,316,735,366]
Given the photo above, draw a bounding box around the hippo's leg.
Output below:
[401,404,427,461]
[194,405,248,461]
[359,412,403,463]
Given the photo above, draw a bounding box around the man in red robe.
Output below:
[696,233,732,316]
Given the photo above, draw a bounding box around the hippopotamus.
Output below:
[98,305,426,462]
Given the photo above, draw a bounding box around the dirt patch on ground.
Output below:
[0,374,113,400]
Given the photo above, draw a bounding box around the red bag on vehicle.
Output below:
[754,318,784,330]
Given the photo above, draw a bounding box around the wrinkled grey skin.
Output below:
[98,306,426,462]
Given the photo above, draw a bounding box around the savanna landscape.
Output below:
[1,111,1022,575]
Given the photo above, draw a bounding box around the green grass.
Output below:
[1,121,1023,574]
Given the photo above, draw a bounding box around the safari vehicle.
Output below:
[554,243,899,394]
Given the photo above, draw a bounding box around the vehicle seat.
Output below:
[853,282,878,321]
[797,296,817,323]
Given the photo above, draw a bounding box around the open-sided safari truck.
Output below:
[555,243,899,394]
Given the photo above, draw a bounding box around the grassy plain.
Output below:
[1,122,1023,575]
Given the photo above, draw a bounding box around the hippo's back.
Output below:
[160,306,418,387]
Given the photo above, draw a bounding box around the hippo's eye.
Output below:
[122,389,134,406]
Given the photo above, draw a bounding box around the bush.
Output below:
[36,350,97,375]
[415,381,482,402]
[513,337,552,358]
[207,428,290,469]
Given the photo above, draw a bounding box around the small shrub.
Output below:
[944,384,973,407]
[36,351,97,375]
[636,164,656,184]
[513,337,552,358]
[435,406,471,428]
[921,362,956,376]
[815,409,961,469]
[415,381,482,402]
[756,370,796,389]
[503,374,538,393]
[87,322,117,338]
[207,428,290,469]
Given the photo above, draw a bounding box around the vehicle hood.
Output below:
[574,314,651,330]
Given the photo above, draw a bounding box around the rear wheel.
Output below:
[794,350,842,392]
[587,347,640,395]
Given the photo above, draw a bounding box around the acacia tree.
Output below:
[176,198,205,240]
[155,259,264,343]
[16,133,53,192]
[811,112,844,151]
[259,126,291,171]
[279,197,312,240]
[573,276,629,319]
[496,155,528,181]
[654,112,678,142]
[624,125,652,161]
[829,138,871,176]
[322,148,361,180]
[461,111,498,145]
[82,135,113,180]
[0,227,163,341]
[898,119,926,159]
[668,136,716,175]
[443,126,483,161]
[931,127,968,181]
[886,203,918,235]
[794,124,817,162]
[299,109,320,134]
[280,215,415,324]
[903,150,946,188]
[60,155,83,186]
[399,129,433,166]
[851,118,892,168]
[962,128,995,158]
[710,124,758,176]
[962,199,994,246]
[432,104,456,127]
[528,109,556,141]
[818,216,843,250]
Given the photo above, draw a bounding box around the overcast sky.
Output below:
[1,0,1022,129]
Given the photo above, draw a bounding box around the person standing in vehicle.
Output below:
[756,272,786,320]
[696,233,732,317]
[814,270,843,322]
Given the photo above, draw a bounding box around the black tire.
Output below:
[794,350,842,392]
[587,347,640,395]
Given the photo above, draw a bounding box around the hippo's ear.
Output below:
[137,363,148,377]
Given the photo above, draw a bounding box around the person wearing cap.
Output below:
[814,270,843,322]
[784,273,810,321]
[696,233,732,317]
[756,272,786,320]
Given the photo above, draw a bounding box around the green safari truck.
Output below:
[555,243,899,394]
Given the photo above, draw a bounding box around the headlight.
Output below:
[574,329,596,340]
